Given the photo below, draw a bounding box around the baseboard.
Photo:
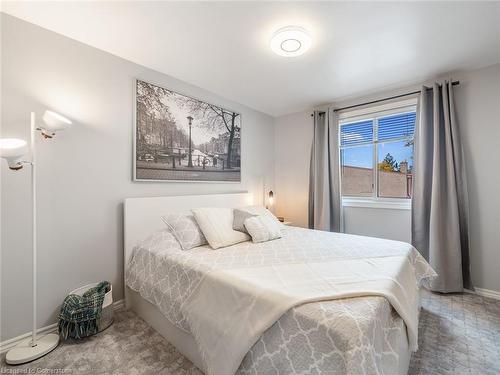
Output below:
[112,299,125,311]
[464,287,500,301]
[0,299,125,354]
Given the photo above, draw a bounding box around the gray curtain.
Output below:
[308,110,342,232]
[412,81,472,292]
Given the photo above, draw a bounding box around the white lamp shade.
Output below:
[0,138,28,170]
[41,110,72,133]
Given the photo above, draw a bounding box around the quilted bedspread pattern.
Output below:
[126,227,435,375]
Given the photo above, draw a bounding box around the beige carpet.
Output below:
[1,290,499,374]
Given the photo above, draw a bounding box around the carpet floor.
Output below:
[1,290,499,374]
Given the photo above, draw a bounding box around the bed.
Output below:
[124,193,435,375]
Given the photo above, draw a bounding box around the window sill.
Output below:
[342,198,411,210]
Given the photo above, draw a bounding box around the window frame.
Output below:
[338,98,417,210]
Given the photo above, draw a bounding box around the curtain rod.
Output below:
[311,80,460,116]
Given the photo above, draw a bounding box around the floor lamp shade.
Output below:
[0,138,28,170]
[40,110,72,137]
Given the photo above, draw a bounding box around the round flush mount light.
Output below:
[270,26,311,57]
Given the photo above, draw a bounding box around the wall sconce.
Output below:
[268,190,274,206]
[266,190,275,211]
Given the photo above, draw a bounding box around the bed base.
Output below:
[127,287,412,375]
[127,288,205,371]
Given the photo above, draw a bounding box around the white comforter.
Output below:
[126,227,436,375]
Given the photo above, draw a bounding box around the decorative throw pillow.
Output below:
[244,215,283,243]
[233,209,257,233]
[192,207,250,249]
[237,205,285,229]
[161,213,207,250]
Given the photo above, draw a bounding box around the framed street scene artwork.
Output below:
[134,79,241,182]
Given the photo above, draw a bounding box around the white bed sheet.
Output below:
[126,227,435,374]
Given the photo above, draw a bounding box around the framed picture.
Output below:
[134,79,241,182]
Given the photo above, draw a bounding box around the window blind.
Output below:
[340,120,373,147]
[377,112,416,141]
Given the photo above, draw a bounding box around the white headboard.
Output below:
[124,192,253,267]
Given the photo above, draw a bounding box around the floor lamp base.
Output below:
[5,333,59,365]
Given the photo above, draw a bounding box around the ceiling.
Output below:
[2,1,500,117]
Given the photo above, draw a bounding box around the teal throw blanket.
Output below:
[58,281,111,339]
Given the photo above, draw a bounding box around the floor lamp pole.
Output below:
[31,112,37,347]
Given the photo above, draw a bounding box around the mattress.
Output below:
[126,227,434,374]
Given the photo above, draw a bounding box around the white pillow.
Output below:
[161,213,207,250]
[244,215,283,243]
[237,205,284,229]
[192,207,250,249]
[232,209,257,233]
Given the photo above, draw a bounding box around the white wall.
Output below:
[453,63,500,294]
[343,207,411,242]
[274,111,311,228]
[274,62,500,293]
[0,14,275,341]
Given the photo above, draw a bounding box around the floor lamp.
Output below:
[1,110,72,364]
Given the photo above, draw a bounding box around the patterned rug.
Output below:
[1,290,499,374]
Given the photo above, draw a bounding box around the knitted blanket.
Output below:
[58,281,111,339]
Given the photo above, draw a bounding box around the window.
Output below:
[340,105,416,201]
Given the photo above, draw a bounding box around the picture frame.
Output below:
[133,79,242,183]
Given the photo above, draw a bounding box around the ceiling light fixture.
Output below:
[270,26,311,57]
